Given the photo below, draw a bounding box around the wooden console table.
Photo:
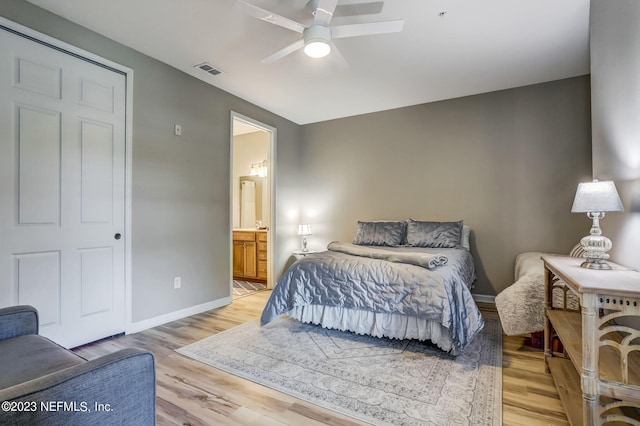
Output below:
[542,255,640,425]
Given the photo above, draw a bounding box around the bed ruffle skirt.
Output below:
[288,305,457,354]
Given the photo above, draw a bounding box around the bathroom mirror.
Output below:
[239,175,267,228]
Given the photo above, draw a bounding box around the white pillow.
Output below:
[514,252,546,281]
[461,225,471,250]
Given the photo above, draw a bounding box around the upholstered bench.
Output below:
[0,305,156,425]
[496,251,580,336]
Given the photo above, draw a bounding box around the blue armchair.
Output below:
[0,305,156,425]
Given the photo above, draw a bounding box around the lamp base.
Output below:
[580,259,612,270]
[578,215,614,271]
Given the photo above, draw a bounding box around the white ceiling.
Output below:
[26,0,591,125]
[233,118,267,136]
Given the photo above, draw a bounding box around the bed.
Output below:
[261,220,484,355]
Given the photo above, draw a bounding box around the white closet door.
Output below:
[0,27,126,348]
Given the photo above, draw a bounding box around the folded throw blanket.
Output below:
[327,241,448,269]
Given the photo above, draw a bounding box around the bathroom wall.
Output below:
[232,130,270,229]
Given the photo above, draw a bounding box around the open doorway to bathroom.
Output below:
[230,112,276,299]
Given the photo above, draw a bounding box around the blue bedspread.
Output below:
[261,242,484,352]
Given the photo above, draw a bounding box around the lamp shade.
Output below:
[571,180,624,213]
[297,224,312,236]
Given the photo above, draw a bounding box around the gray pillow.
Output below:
[352,221,407,247]
[406,219,463,248]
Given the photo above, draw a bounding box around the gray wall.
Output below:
[590,0,640,271]
[300,77,592,296]
[0,0,301,322]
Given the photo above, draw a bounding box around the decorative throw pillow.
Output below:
[406,219,463,248]
[352,221,407,247]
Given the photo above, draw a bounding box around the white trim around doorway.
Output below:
[230,112,277,290]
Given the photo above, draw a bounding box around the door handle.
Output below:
[114,233,122,240]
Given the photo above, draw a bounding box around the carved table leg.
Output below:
[582,293,599,425]
[544,266,553,373]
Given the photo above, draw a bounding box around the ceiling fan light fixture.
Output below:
[304,40,331,58]
[303,25,331,58]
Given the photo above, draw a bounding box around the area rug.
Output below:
[176,316,502,425]
[232,280,267,298]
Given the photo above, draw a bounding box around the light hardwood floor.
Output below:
[73,292,569,425]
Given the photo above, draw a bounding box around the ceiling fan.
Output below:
[298,0,384,18]
[234,0,404,68]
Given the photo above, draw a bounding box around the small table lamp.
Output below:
[571,179,624,270]
[297,224,312,252]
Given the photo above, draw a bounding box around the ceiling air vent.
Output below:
[195,62,223,76]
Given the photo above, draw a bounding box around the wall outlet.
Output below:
[173,276,181,289]
[174,124,182,136]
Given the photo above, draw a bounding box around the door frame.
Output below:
[0,17,135,334]
[230,112,277,290]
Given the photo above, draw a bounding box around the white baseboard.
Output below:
[126,293,493,334]
[472,294,496,304]
[126,296,233,335]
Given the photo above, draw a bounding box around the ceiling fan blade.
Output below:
[335,1,384,17]
[331,20,404,39]
[313,0,339,26]
[329,42,349,69]
[261,39,305,64]
[234,0,306,34]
